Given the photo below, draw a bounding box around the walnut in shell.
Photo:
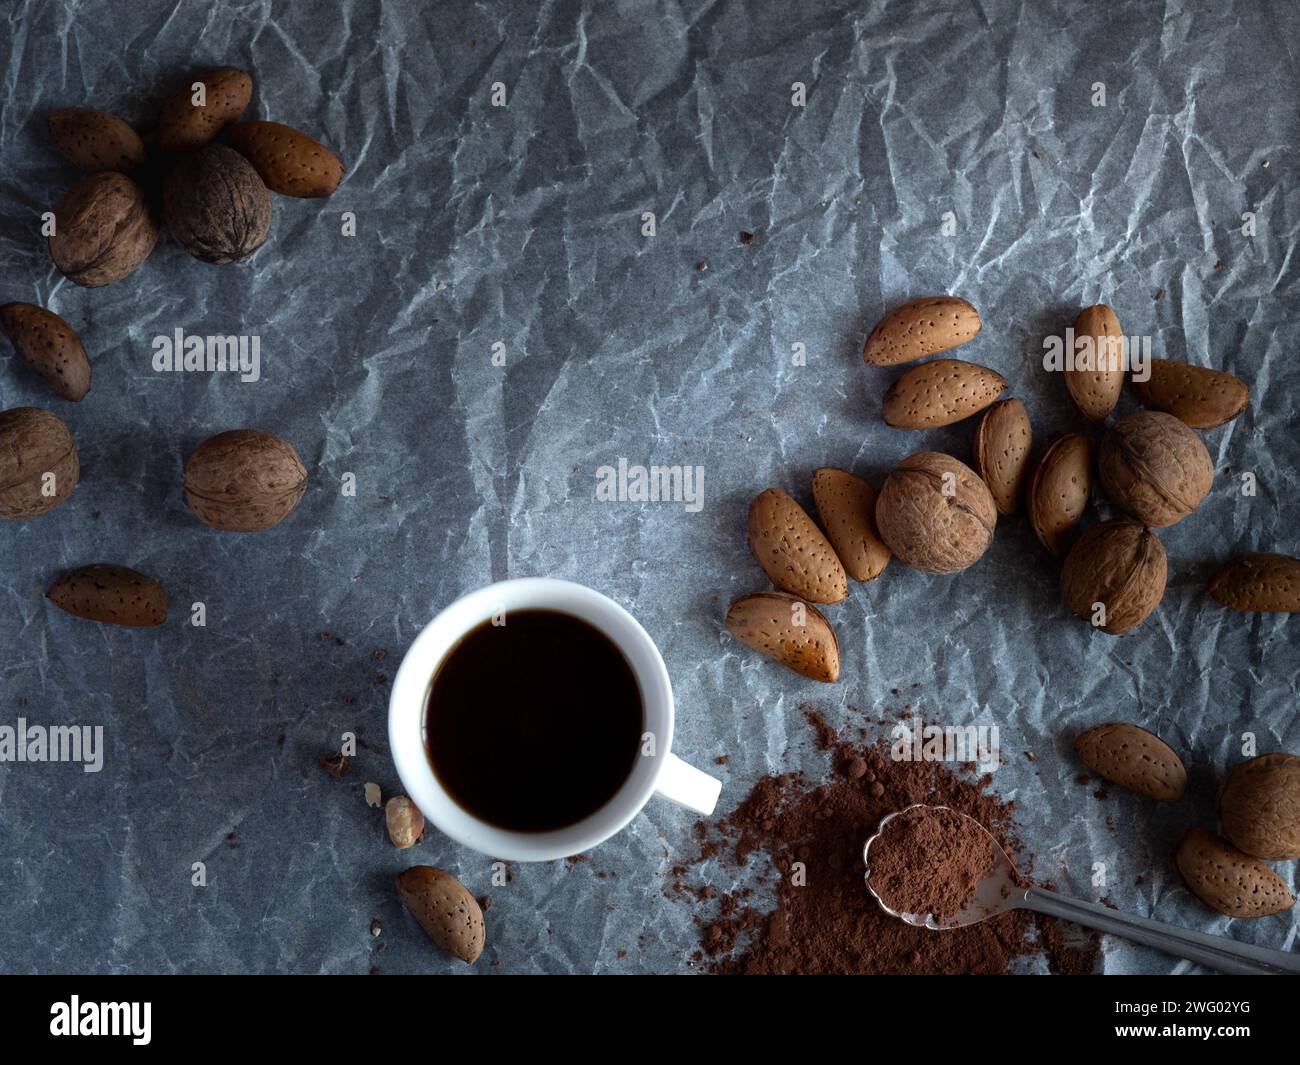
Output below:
[48,172,157,287]
[1060,520,1167,635]
[1098,411,1212,527]
[1218,754,1300,861]
[0,406,79,520]
[164,144,272,264]
[874,452,996,574]
[183,429,307,532]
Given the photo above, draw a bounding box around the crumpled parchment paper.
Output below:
[0,0,1296,974]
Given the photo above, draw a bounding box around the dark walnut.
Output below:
[0,406,80,520]
[164,145,272,264]
[48,172,157,287]
[184,429,307,532]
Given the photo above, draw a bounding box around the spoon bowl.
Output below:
[863,803,1029,929]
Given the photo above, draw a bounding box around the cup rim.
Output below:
[387,578,674,861]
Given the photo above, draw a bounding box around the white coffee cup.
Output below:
[388,577,722,862]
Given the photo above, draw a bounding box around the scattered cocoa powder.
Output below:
[867,805,1003,921]
[682,709,1100,975]
[319,752,349,779]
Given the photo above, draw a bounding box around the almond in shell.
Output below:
[1175,828,1295,919]
[1065,304,1125,420]
[724,591,839,683]
[883,359,1006,429]
[1131,359,1249,429]
[1074,722,1186,801]
[47,564,169,628]
[811,468,890,582]
[156,67,252,151]
[1060,520,1166,635]
[395,866,485,964]
[1218,754,1300,861]
[47,108,145,174]
[747,488,847,603]
[226,120,344,197]
[971,398,1032,515]
[1,303,91,402]
[863,296,980,366]
[1207,553,1300,612]
[1027,433,1093,555]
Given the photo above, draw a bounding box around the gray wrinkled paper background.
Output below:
[1,0,1297,975]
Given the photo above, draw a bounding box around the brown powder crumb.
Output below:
[716,755,728,765]
[739,230,757,245]
[804,707,838,750]
[684,708,1100,975]
[319,753,349,779]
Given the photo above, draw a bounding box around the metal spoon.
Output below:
[863,803,1300,975]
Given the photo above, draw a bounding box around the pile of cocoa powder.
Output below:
[678,709,1100,975]
[866,805,1005,921]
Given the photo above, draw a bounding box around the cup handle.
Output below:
[655,752,722,815]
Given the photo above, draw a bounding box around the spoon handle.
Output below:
[1021,887,1300,975]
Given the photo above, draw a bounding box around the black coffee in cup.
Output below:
[423,609,644,832]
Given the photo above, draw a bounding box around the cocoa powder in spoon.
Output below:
[867,805,1005,921]
[682,709,1099,975]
